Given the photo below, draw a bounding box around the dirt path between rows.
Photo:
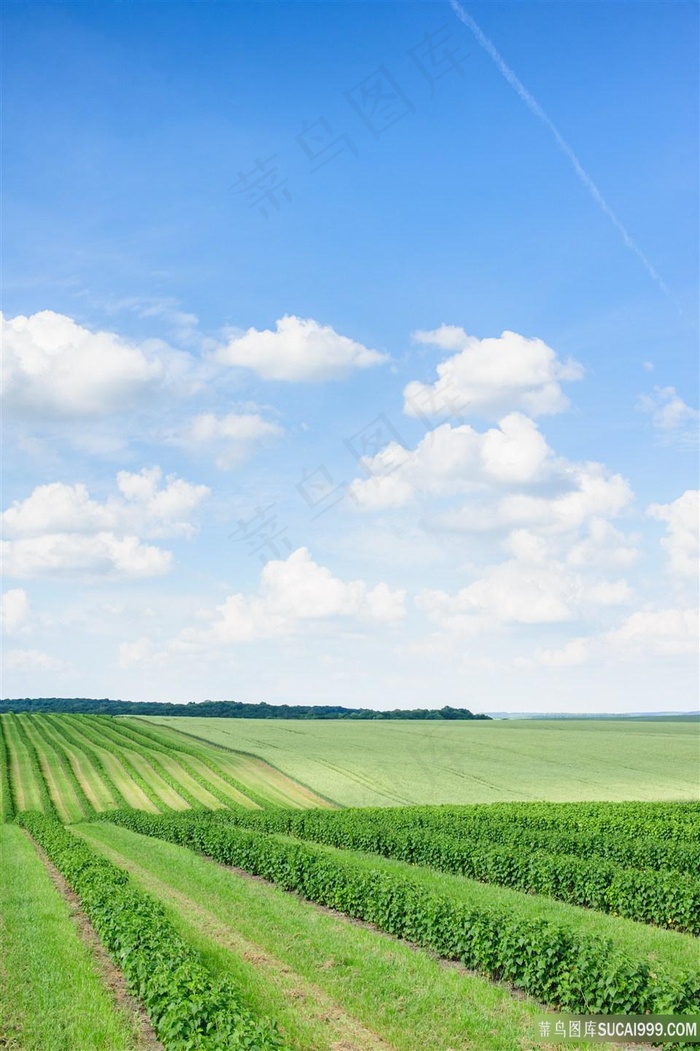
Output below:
[78,831,398,1051]
[23,831,163,1051]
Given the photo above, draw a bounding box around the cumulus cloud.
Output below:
[349,413,552,509]
[404,327,583,420]
[1,468,209,579]
[1,589,30,635]
[417,539,631,633]
[215,315,388,381]
[440,462,633,535]
[172,547,406,650]
[647,490,699,578]
[173,412,282,469]
[4,648,69,672]
[607,607,699,657]
[1,310,174,418]
[638,387,699,446]
[515,637,591,669]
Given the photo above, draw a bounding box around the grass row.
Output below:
[20,714,93,823]
[87,717,240,810]
[212,806,700,933]
[102,809,700,1017]
[43,715,130,810]
[20,811,289,1051]
[59,717,165,812]
[0,824,139,1050]
[9,714,56,816]
[78,818,612,1051]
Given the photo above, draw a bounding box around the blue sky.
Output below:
[2,0,698,711]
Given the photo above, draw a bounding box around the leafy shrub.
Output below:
[20,811,289,1051]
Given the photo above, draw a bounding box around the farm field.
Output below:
[144,715,700,806]
[0,712,329,817]
[2,712,699,1050]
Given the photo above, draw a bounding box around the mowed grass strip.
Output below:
[1,713,47,812]
[131,718,333,809]
[62,717,161,812]
[19,715,91,823]
[44,715,128,811]
[145,717,700,806]
[76,820,609,1051]
[92,718,227,809]
[0,825,140,1051]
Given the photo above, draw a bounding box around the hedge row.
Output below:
[19,811,288,1051]
[0,718,15,821]
[223,804,700,874]
[211,809,700,934]
[103,809,700,1018]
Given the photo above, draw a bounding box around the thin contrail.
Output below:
[449,0,674,301]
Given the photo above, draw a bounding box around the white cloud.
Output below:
[607,607,699,657]
[638,386,699,445]
[647,490,699,578]
[1,468,208,579]
[515,637,591,669]
[566,518,640,569]
[4,648,68,672]
[349,413,552,509]
[173,412,282,469]
[417,544,631,633]
[404,327,583,420]
[1,589,30,635]
[118,637,157,668]
[2,467,209,541]
[441,462,633,535]
[216,315,388,381]
[174,547,405,648]
[2,310,170,418]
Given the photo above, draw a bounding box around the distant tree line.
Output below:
[0,697,491,720]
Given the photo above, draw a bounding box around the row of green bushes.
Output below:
[103,809,700,1017]
[210,803,700,872]
[211,808,700,934]
[245,804,700,875]
[20,811,288,1050]
[0,718,15,821]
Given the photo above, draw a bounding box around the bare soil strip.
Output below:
[25,831,163,1051]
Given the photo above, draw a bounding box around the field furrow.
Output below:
[1,713,47,812]
[19,715,90,823]
[44,716,128,810]
[61,718,161,812]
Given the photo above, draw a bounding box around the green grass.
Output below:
[144,716,700,806]
[0,825,140,1051]
[1,713,47,812]
[19,714,91,823]
[4,714,331,818]
[76,820,612,1051]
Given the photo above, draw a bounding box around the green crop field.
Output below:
[144,715,700,806]
[2,712,699,1051]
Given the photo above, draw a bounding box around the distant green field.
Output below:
[144,716,700,807]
